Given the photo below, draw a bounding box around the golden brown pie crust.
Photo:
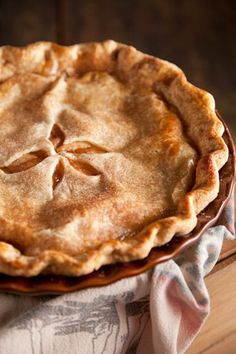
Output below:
[0,40,228,276]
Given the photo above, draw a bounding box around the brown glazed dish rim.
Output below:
[0,114,235,295]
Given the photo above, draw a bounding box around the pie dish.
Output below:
[0,40,229,277]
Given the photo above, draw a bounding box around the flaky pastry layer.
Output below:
[0,40,228,276]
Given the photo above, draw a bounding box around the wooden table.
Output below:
[187,188,236,353]
[0,1,235,353]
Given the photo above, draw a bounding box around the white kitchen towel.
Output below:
[0,202,234,354]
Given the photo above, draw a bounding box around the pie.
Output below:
[0,40,228,276]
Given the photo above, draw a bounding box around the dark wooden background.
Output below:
[0,0,235,136]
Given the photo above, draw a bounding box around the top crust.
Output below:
[0,40,228,276]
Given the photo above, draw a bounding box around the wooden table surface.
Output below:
[0,1,235,353]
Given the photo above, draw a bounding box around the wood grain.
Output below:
[220,238,236,261]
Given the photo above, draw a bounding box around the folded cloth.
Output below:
[0,194,234,354]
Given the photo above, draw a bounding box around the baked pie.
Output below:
[0,40,228,276]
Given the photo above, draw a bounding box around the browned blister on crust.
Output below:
[0,40,228,276]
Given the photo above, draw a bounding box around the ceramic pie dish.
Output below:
[0,41,234,294]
